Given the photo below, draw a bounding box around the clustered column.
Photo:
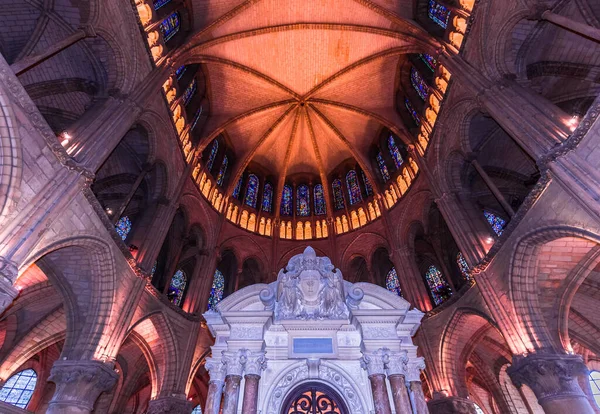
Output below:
[362,349,429,414]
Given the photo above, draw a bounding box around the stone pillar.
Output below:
[387,351,413,414]
[221,350,246,414]
[0,258,19,317]
[507,354,595,414]
[241,351,267,414]
[111,165,151,224]
[146,396,194,414]
[11,26,95,75]
[407,357,429,414]
[471,159,515,218]
[203,358,226,414]
[539,10,600,43]
[361,349,392,414]
[46,360,118,414]
[390,247,432,312]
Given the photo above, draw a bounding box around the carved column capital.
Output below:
[361,348,389,377]
[146,396,194,414]
[507,353,589,403]
[406,357,426,382]
[387,350,409,377]
[222,350,246,377]
[47,360,118,413]
[244,350,267,377]
[205,357,226,384]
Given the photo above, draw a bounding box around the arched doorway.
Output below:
[281,382,349,414]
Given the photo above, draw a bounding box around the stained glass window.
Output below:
[589,371,600,408]
[428,0,451,29]
[346,170,363,206]
[159,12,181,42]
[425,265,452,306]
[484,211,507,236]
[232,176,243,199]
[362,171,373,197]
[262,183,273,213]
[473,404,485,414]
[297,185,310,216]
[207,269,225,311]
[405,98,421,126]
[332,179,345,211]
[153,0,171,10]
[386,267,402,297]
[281,185,293,216]
[411,67,430,101]
[314,184,326,215]
[192,406,203,414]
[175,65,186,79]
[388,136,404,169]
[456,252,471,280]
[191,106,203,130]
[207,140,218,172]
[216,156,228,186]
[115,216,132,241]
[377,152,391,182]
[167,269,187,307]
[244,174,259,208]
[151,261,157,276]
[183,79,197,106]
[420,54,437,71]
[0,369,37,409]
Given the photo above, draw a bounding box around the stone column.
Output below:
[407,357,429,414]
[111,165,151,224]
[507,354,595,414]
[538,9,600,43]
[203,358,226,414]
[46,360,118,414]
[387,351,413,414]
[221,350,246,414]
[471,159,515,218]
[241,351,267,414]
[147,396,194,414]
[361,349,392,414]
[0,258,19,316]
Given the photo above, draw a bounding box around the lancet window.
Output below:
[207,269,225,311]
[297,185,310,216]
[377,152,391,182]
[410,67,430,101]
[346,170,362,205]
[232,176,243,199]
[362,171,373,196]
[281,185,293,216]
[484,210,507,236]
[388,136,404,169]
[332,179,345,211]
[206,140,218,172]
[314,184,326,215]
[386,267,402,297]
[167,269,187,307]
[183,79,197,106]
[425,265,452,306]
[244,174,259,208]
[456,252,471,280]
[159,12,180,42]
[216,156,228,186]
[420,53,437,71]
[262,183,273,213]
[428,0,451,29]
[405,98,421,126]
[115,216,132,241]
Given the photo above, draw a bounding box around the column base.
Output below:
[427,396,475,414]
[147,396,194,414]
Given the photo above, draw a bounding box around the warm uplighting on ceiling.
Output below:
[60,132,71,147]
[568,115,580,132]
[485,237,494,244]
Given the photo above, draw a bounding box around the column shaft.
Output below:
[388,374,413,414]
[204,380,224,414]
[222,375,242,414]
[471,159,515,217]
[112,168,150,224]
[410,381,430,414]
[241,374,260,414]
[542,10,600,43]
[369,374,393,414]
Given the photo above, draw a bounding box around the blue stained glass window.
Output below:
[192,406,203,414]
[411,67,430,101]
[153,0,171,10]
[425,265,452,306]
[456,252,471,280]
[473,404,485,414]
[420,54,437,71]
[183,79,197,106]
[191,106,203,130]
[167,269,187,307]
[428,0,451,29]
[589,371,600,408]
[208,269,225,311]
[405,98,421,126]
[314,184,326,215]
[484,211,507,236]
[332,179,345,211]
[388,136,404,169]
[281,185,293,216]
[115,216,132,241]
[232,176,243,199]
[216,156,228,186]
[297,185,310,216]
[262,183,273,213]
[175,65,186,79]
[386,267,402,297]
[377,152,391,182]
[0,369,37,409]
[362,171,373,197]
[244,174,259,208]
[346,170,363,206]
[159,12,181,42]
[151,261,157,276]
[207,140,218,172]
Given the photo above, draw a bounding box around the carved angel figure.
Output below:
[318,270,347,319]
[276,271,304,319]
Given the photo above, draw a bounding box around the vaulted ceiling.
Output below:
[178,0,441,197]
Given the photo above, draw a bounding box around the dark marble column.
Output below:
[222,374,242,414]
[387,350,413,414]
[508,353,595,414]
[362,350,392,414]
[241,351,266,414]
[203,358,226,414]
[407,357,429,414]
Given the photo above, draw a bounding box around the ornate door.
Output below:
[281,382,348,414]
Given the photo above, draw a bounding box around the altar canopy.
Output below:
[203,247,428,414]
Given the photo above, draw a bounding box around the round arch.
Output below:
[280,381,350,414]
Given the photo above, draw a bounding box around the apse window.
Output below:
[590,370,600,408]
[0,369,37,409]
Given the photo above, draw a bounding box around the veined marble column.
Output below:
[221,350,246,414]
[361,349,392,414]
[407,357,429,414]
[508,354,595,414]
[203,358,226,414]
[387,351,413,414]
[241,351,267,414]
